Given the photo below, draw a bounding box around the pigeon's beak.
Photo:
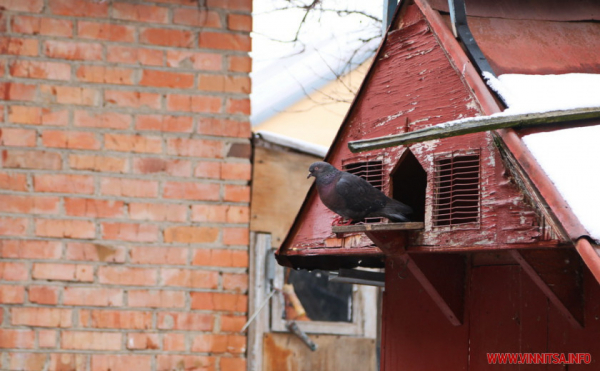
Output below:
[307,172,313,179]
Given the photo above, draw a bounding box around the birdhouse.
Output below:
[277,0,600,369]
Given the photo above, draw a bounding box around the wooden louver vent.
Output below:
[343,160,384,223]
[433,152,480,227]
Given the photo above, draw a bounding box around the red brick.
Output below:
[11,307,72,328]
[104,133,162,153]
[7,353,47,370]
[38,330,57,348]
[163,226,219,244]
[104,90,161,109]
[191,292,247,312]
[64,198,124,218]
[0,285,24,304]
[129,202,187,222]
[223,273,248,292]
[0,262,28,281]
[33,263,93,282]
[224,184,250,202]
[102,222,159,242]
[167,138,223,158]
[10,60,70,81]
[63,287,123,306]
[28,286,59,305]
[199,32,251,51]
[140,69,194,88]
[221,162,251,180]
[34,174,94,194]
[8,106,68,126]
[106,45,163,66]
[78,21,135,42]
[173,8,222,28]
[223,227,249,245]
[221,315,246,332]
[221,358,247,371]
[76,65,135,85]
[98,267,157,286]
[161,268,218,288]
[228,13,252,32]
[194,161,221,179]
[191,204,227,222]
[92,355,153,371]
[166,94,222,113]
[49,0,109,17]
[157,355,215,371]
[0,195,59,215]
[128,290,185,308]
[74,110,131,130]
[191,334,246,353]
[11,15,73,37]
[85,310,152,329]
[41,85,98,105]
[100,177,158,198]
[136,114,193,133]
[66,242,126,263]
[158,312,214,331]
[226,98,251,114]
[207,0,252,11]
[62,331,122,351]
[1,128,36,146]
[35,219,95,239]
[49,354,87,371]
[44,40,103,61]
[69,154,128,173]
[0,240,62,259]
[0,172,27,191]
[0,82,37,101]
[163,333,186,351]
[226,205,250,223]
[129,246,187,265]
[198,73,251,94]
[140,27,193,48]
[127,333,159,350]
[0,217,28,236]
[228,55,252,72]
[166,50,222,70]
[192,249,248,268]
[113,3,169,24]
[42,130,100,150]
[3,150,62,170]
[0,330,35,349]
[163,181,220,201]
[198,118,251,138]
[0,0,43,12]
[0,36,38,56]
[132,158,191,177]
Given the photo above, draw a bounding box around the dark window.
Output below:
[342,160,384,223]
[391,149,427,222]
[433,152,480,227]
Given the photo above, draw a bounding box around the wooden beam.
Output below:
[348,107,600,152]
[332,222,424,234]
[509,249,584,328]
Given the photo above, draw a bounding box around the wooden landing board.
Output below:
[332,222,424,234]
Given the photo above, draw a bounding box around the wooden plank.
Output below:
[332,222,424,234]
[348,107,600,152]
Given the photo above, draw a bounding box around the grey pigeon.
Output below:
[307,161,413,224]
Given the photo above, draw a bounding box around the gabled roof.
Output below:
[277,0,600,276]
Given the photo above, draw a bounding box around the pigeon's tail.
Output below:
[378,199,413,222]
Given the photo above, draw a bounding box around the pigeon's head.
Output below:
[307,161,337,179]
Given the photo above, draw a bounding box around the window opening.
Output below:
[342,159,384,223]
[391,149,427,222]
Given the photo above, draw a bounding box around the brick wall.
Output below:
[0,0,252,370]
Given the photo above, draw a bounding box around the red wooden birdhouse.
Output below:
[277,0,600,369]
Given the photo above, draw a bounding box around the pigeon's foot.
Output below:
[332,216,353,226]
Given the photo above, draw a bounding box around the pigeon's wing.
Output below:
[335,173,386,214]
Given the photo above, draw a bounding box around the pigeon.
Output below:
[307,161,413,224]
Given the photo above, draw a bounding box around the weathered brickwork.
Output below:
[0,0,252,369]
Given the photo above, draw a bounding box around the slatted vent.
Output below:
[433,152,480,227]
[342,160,384,223]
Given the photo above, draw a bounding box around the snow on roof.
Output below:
[255,130,328,157]
[490,73,600,241]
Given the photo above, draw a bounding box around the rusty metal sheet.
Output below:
[263,333,376,371]
[429,0,600,21]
